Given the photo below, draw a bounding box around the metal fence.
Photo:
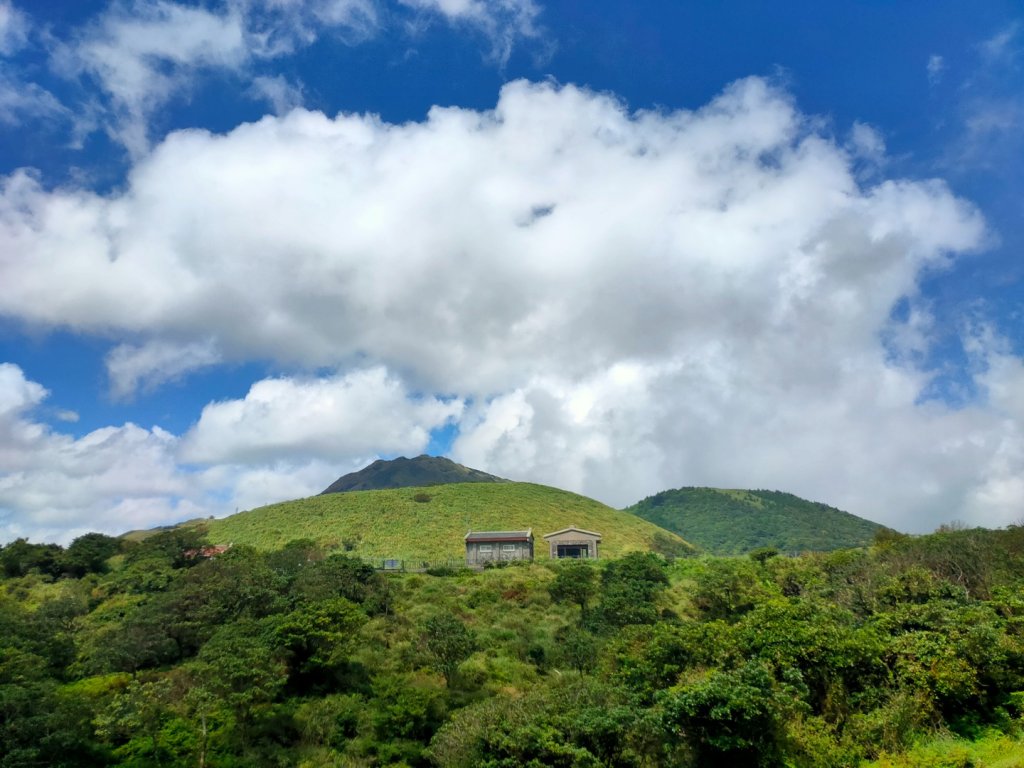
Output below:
[356,557,468,573]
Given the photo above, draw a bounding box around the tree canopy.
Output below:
[3,525,1024,766]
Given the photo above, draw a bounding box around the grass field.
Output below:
[202,481,693,561]
[864,730,1024,767]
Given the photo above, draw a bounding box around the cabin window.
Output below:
[556,544,589,559]
[478,544,493,553]
[501,544,516,551]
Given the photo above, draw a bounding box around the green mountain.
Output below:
[624,487,885,555]
[321,454,507,494]
[205,481,694,562]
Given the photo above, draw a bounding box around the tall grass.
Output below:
[205,482,693,561]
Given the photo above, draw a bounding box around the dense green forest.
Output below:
[625,488,885,554]
[4,525,1024,767]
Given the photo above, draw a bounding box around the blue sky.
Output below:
[0,0,1022,542]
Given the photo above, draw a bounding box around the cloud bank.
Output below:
[0,363,457,543]
[2,76,1021,540]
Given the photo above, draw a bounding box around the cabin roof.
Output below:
[465,529,533,542]
[542,526,602,540]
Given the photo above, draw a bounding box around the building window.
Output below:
[478,544,493,553]
[501,544,516,551]
[556,544,589,558]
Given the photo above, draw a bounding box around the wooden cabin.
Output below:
[465,529,534,566]
[542,526,601,559]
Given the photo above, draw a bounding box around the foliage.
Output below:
[422,613,477,685]
[658,660,792,766]
[689,556,771,621]
[0,538,64,578]
[593,552,671,629]
[626,486,884,554]
[1,525,1024,766]
[548,560,598,620]
[863,730,1024,767]
[428,677,642,768]
[551,625,599,675]
[62,533,122,577]
[271,597,367,689]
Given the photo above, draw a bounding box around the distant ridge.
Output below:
[625,487,886,554]
[321,455,508,494]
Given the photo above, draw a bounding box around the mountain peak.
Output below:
[320,455,508,494]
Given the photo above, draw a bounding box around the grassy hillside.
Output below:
[625,487,885,554]
[205,481,693,561]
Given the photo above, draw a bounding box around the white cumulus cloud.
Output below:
[0,363,413,542]
[452,345,1024,532]
[1,77,1020,534]
[0,362,46,417]
[211,458,355,513]
[0,363,200,542]
[0,78,985,394]
[180,366,463,464]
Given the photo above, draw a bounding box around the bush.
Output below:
[658,661,789,767]
[422,614,476,686]
[425,564,462,577]
[294,694,363,747]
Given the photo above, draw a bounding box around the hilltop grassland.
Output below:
[203,482,694,561]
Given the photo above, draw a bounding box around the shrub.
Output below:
[425,564,462,577]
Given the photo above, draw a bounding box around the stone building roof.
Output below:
[542,526,602,540]
[465,529,533,542]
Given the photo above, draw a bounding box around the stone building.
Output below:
[464,529,534,566]
[542,526,601,559]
